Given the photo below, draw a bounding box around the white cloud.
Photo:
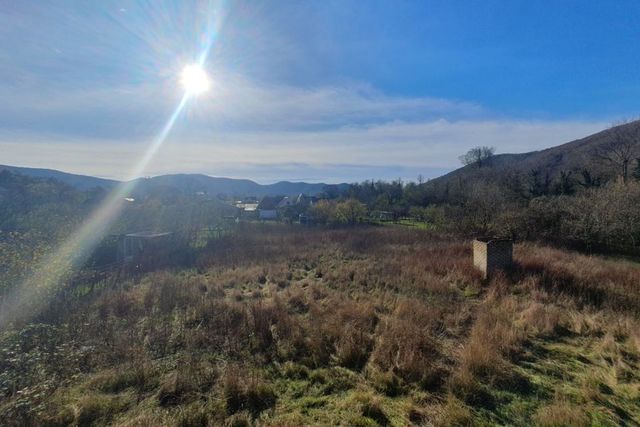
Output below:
[0,118,608,183]
[190,74,485,129]
[0,71,484,135]
[0,63,612,183]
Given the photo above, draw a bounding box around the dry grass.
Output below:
[533,400,590,427]
[369,299,444,387]
[2,224,640,425]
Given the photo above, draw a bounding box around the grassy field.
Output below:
[1,225,640,426]
[371,219,434,230]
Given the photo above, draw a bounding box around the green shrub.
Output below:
[281,361,309,380]
[318,368,358,394]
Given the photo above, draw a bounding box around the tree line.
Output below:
[308,126,640,255]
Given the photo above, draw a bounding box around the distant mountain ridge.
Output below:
[0,165,118,191]
[129,174,347,197]
[0,165,347,197]
[5,120,637,198]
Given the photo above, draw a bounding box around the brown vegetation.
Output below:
[1,224,640,425]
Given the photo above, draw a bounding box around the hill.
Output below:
[0,165,118,191]
[0,165,347,197]
[428,119,640,191]
[130,174,347,198]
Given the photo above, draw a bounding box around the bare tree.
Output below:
[596,120,640,183]
[578,169,602,189]
[633,159,640,182]
[459,146,496,168]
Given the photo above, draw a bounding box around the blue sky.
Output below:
[0,1,638,183]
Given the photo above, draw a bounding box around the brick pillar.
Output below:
[473,238,513,279]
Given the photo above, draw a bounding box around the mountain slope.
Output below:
[0,165,118,191]
[429,120,640,190]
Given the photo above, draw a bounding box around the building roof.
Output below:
[277,196,294,208]
[236,202,258,211]
[125,231,172,238]
[257,196,285,210]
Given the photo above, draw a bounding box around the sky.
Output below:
[1,1,639,183]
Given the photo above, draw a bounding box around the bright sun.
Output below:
[180,64,210,95]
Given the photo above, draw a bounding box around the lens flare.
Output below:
[0,2,224,329]
[180,64,210,95]
[0,93,189,328]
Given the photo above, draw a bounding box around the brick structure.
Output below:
[473,237,513,279]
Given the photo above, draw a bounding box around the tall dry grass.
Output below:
[3,224,640,425]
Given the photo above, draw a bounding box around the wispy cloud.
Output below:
[0,71,485,135]
[191,74,485,130]
[0,114,607,183]
[0,1,636,184]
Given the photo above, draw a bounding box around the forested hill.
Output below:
[5,120,640,202]
[129,174,348,198]
[0,165,347,197]
[428,119,640,192]
[0,165,118,191]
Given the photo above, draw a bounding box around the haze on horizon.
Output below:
[1,1,639,184]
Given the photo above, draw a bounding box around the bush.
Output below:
[281,361,309,379]
[222,367,276,417]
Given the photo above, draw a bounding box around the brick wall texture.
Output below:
[473,239,513,278]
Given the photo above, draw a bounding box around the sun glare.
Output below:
[180,64,210,95]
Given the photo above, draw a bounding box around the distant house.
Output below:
[257,194,317,220]
[259,210,278,220]
[240,203,259,212]
[257,196,284,220]
[294,193,317,207]
[277,193,317,209]
[233,201,258,218]
[276,196,295,209]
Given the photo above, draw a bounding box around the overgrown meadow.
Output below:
[2,225,640,426]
